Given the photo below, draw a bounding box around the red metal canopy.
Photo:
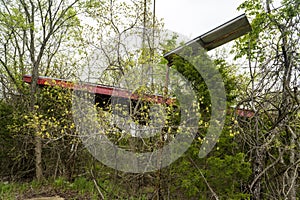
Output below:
[23,75,254,118]
[23,75,174,105]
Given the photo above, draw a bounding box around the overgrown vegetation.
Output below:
[0,0,299,199]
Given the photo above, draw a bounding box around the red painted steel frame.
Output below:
[23,75,174,105]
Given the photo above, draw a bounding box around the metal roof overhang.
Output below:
[23,75,174,105]
[163,14,252,60]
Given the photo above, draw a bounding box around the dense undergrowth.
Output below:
[0,177,148,200]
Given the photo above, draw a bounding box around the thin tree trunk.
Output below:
[34,134,43,181]
[251,148,264,200]
[287,126,297,200]
[27,1,43,180]
[31,65,43,181]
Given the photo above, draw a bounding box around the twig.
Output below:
[90,169,105,200]
[189,157,219,200]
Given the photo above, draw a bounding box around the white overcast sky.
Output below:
[155,0,282,39]
[155,0,244,39]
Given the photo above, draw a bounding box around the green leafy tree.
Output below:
[162,51,252,199]
[0,0,84,180]
[233,0,300,199]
